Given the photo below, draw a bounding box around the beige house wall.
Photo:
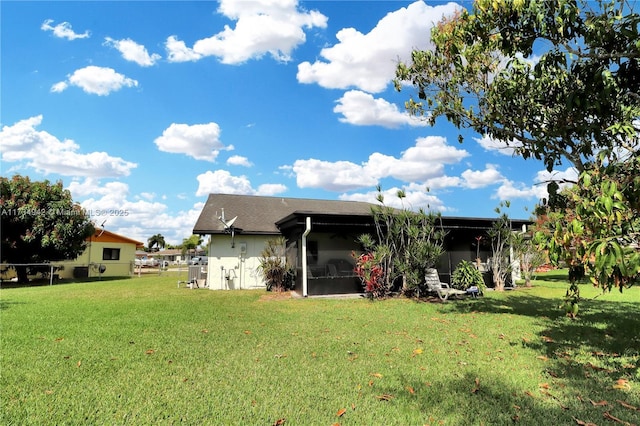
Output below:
[55,239,137,279]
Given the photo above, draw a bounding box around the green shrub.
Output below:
[451,260,485,292]
[258,237,295,292]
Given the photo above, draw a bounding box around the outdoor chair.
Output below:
[424,268,467,301]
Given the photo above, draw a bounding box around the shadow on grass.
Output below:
[0,276,133,289]
[445,291,640,361]
[374,369,640,425]
[376,371,564,424]
[0,299,27,311]
[420,291,640,424]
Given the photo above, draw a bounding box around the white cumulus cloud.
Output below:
[292,158,379,192]
[461,164,504,189]
[51,66,138,96]
[104,37,161,66]
[69,179,204,245]
[227,155,253,167]
[474,134,523,156]
[166,0,327,64]
[291,135,469,191]
[154,122,231,162]
[297,1,460,92]
[340,185,447,212]
[0,116,137,178]
[41,19,90,40]
[195,170,287,196]
[334,90,428,128]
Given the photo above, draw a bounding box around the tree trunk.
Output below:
[493,272,505,291]
[15,266,29,284]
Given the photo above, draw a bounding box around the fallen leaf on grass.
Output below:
[77,360,82,367]
[617,400,638,411]
[331,423,340,426]
[603,411,627,424]
[412,348,423,357]
[244,330,252,334]
[45,390,53,395]
[572,417,597,426]
[524,391,535,398]
[586,362,613,373]
[54,337,64,342]
[274,354,287,359]
[370,373,383,378]
[376,394,393,401]
[590,399,608,407]
[406,386,415,394]
[336,408,346,417]
[613,379,631,390]
[273,418,285,426]
[536,356,549,361]
[145,349,155,355]
[542,336,555,343]
[201,329,209,333]
[471,377,480,394]
[539,383,551,390]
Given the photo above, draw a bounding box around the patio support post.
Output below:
[302,216,311,297]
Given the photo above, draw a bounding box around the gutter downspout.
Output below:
[302,216,311,297]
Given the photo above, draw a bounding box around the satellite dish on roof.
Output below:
[217,208,238,248]
[217,208,237,230]
[222,215,237,229]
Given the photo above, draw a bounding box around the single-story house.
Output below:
[193,193,531,296]
[153,248,186,265]
[55,229,144,279]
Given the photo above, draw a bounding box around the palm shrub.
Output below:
[357,187,446,298]
[258,237,295,292]
[451,260,485,293]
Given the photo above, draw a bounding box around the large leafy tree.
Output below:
[395,0,640,293]
[181,234,203,257]
[0,175,95,283]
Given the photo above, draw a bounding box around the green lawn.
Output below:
[1,272,639,425]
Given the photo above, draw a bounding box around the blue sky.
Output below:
[1,0,575,245]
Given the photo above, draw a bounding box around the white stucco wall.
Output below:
[206,234,272,290]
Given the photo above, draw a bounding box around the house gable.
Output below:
[90,229,144,248]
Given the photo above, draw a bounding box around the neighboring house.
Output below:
[193,193,530,296]
[55,229,143,279]
[153,248,186,265]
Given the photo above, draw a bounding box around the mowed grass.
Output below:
[1,272,639,425]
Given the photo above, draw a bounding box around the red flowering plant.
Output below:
[352,251,386,299]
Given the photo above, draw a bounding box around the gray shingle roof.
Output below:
[193,193,376,235]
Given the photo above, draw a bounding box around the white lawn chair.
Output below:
[424,268,466,301]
